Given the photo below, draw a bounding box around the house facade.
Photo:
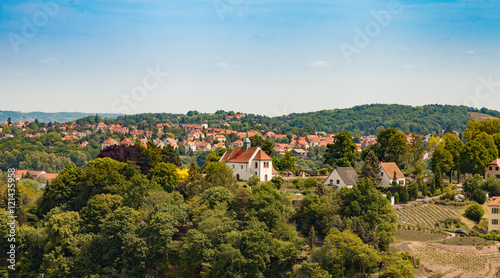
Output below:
[486,159,500,179]
[220,135,278,182]
[488,197,500,233]
[323,167,359,190]
[379,162,405,186]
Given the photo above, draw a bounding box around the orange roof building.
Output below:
[379,162,405,186]
[220,134,279,182]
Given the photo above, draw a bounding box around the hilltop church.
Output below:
[220,133,278,182]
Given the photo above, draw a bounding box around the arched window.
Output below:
[265,175,268,181]
[236,174,240,181]
[255,162,258,168]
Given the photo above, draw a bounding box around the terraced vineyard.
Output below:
[394,242,500,277]
[396,203,463,228]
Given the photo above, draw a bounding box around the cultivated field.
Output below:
[396,203,463,228]
[394,241,500,278]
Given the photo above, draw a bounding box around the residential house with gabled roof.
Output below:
[120,138,135,146]
[324,167,359,190]
[379,162,405,186]
[212,141,225,150]
[220,133,278,182]
[97,122,107,130]
[102,138,118,149]
[229,140,243,148]
[486,159,500,179]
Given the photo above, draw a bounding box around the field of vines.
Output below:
[394,242,500,277]
[396,203,463,228]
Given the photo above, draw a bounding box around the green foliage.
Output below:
[465,203,485,222]
[472,189,486,205]
[273,151,295,172]
[246,183,294,230]
[311,228,381,277]
[459,140,492,175]
[332,178,397,251]
[323,131,359,167]
[201,186,235,209]
[249,135,273,156]
[270,175,284,189]
[204,161,236,188]
[148,162,179,192]
[360,150,381,185]
[248,174,260,187]
[375,128,409,168]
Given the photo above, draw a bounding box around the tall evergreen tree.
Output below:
[360,150,381,186]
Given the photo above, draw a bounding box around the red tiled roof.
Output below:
[221,147,258,163]
[253,149,272,161]
[103,138,118,144]
[488,197,500,206]
[380,162,405,179]
[40,173,59,180]
[489,159,500,167]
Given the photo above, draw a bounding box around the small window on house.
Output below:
[330,179,333,185]
[255,172,257,175]
[381,172,384,177]
[336,180,340,184]
[493,208,499,214]
[255,162,258,168]
[490,167,493,171]
[493,219,499,225]
[399,180,404,185]
[241,165,243,169]
[233,165,235,169]
[497,167,499,171]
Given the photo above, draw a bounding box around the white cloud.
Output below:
[215,62,235,70]
[309,60,330,68]
[40,57,60,65]
[465,50,476,55]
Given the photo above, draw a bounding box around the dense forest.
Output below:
[0,145,414,277]
[4,104,500,135]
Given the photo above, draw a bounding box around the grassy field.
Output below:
[395,230,447,242]
[439,236,491,246]
[469,112,499,121]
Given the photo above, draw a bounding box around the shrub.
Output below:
[465,203,485,222]
[248,174,260,187]
[472,189,487,205]
[271,176,284,190]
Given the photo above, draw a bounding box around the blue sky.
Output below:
[1,0,500,116]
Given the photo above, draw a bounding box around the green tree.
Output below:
[431,146,454,185]
[249,135,273,156]
[459,140,491,175]
[148,162,179,192]
[204,161,236,188]
[442,133,464,182]
[472,188,486,205]
[360,150,381,185]
[323,131,359,167]
[465,203,484,222]
[246,183,294,230]
[376,128,409,168]
[161,144,181,167]
[311,228,381,277]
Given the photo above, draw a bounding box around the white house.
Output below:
[379,162,405,187]
[220,135,278,182]
[323,167,359,190]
